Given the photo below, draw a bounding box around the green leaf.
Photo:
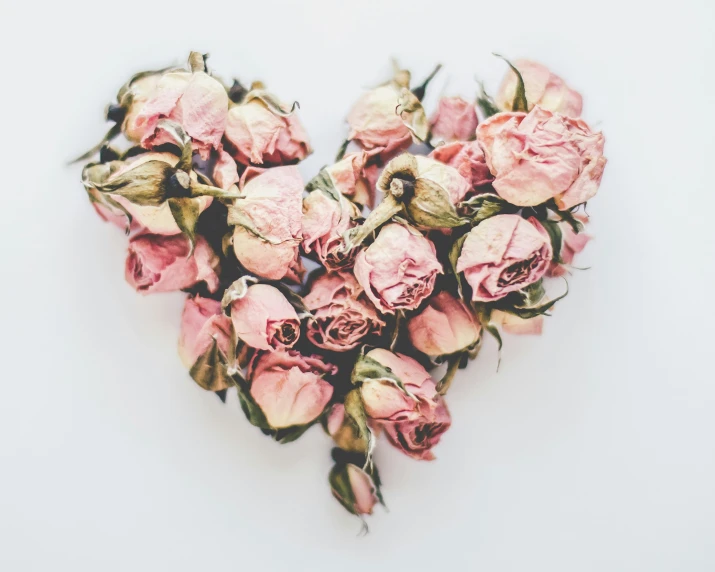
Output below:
[476,82,500,119]
[168,197,200,252]
[230,373,272,431]
[274,423,314,444]
[547,201,584,234]
[329,463,358,516]
[69,123,122,164]
[305,168,336,194]
[501,279,569,320]
[540,220,563,263]
[344,389,374,468]
[335,139,350,162]
[475,305,502,370]
[448,233,469,299]
[436,352,464,395]
[493,54,528,112]
[460,193,517,224]
[189,338,232,392]
[411,63,442,101]
[351,354,409,395]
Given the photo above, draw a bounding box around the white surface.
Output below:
[2,1,714,570]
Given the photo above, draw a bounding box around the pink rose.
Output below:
[122,73,163,142]
[125,234,220,295]
[104,152,213,235]
[248,350,336,429]
[178,296,233,371]
[132,68,228,159]
[456,214,552,302]
[354,223,442,314]
[302,189,360,270]
[212,148,240,190]
[360,349,451,461]
[429,96,478,143]
[429,140,494,193]
[304,272,385,352]
[477,106,606,209]
[229,284,300,351]
[546,216,591,277]
[320,151,374,208]
[224,99,311,166]
[490,310,544,335]
[346,85,413,158]
[496,59,583,117]
[330,462,380,516]
[229,166,303,280]
[407,291,481,356]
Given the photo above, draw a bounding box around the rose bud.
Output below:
[132,52,228,159]
[354,223,442,314]
[224,87,311,166]
[125,233,220,295]
[228,166,303,280]
[86,152,213,235]
[429,140,494,193]
[407,291,481,357]
[490,310,544,335]
[477,106,606,209]
[429,96,478,143]
[456,214,552,302]
[302,189,361,270]
[346,67,429,159]
[329,461,380,516]
[307,151,375,208]
[546,216,591,277]
[360,349,451,461]
[120,72,164,143]
[228,284,300,351]
[496,59,583,117]
[304,272,385,352]
[247,350,336,429]
[178,296,233,391]
[326,404,368,453]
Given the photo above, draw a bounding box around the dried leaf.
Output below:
[493,54,528,112]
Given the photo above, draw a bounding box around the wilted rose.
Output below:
[477,106,606,209]
[354,223,442,314]
[121,73,163,142]
[229,284,300,351]
[248,350,336,429]
[229,166,303,280]
[125,233,220,295]
[224,96,311,166]
[490,310,544,335]
[304,272,385,352]
[456,214,552,302]
[326,404,368,453]
[429,96,478,143]
[407,291,481,356]
[496,59,583,117]
[178,295,233,373]
[315,151,374,208]
[360,349,451,461]
[547,216,591,277]
[302,189,361,270]
[132,57,228,159]
[429,140,494,193]
[330,461,380,516]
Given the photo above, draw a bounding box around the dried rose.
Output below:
[306,151,374,208]
[490,310,544,335]
[429,96,478,143]
[329,461,380,516]
[247,350,336,429]
[456,214,552,302]
[546,215,591,277]
[477,106,606,209]
[125,234,220,295]
[354,223,442,314]
[407,291,481,357]
[326,404,368,453]
[228,284,300,351]
[304,272,385,352]
[228,166,303,280]
[496,59,583,117]
[429,140,494,193]
[359,349,451,461]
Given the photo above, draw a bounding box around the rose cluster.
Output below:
[77,53,605,528]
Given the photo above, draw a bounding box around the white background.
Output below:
[2,1,714,570]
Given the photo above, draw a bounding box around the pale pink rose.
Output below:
[322,151,374,208]
[331,463,380,516]
[231,166,303,280]
[212,148,240,190]
[547,215,591,277]
[347,85,413,158]
[248,350,336,429]
[354,224,442,314]
[304,272,385,352]
[361,349,451,461]
[326,403,368,452]
[125,234,220,295]
[302,190,360,270]
[122,73,163,142]
[477,106,606,209]
[496,59,583,117]
[490,310,544,335]
[229,284,300,351]
[108,152,213,235]
[407,291,481,356]
[412,155,472,205]
[429,140,494,192]
[429,96,478,142]
[178,296,233,369]
[456,214,552,302]
[132,70,228,159]
[224,100,311,166]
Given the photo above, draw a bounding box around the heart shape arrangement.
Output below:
[76,52,606,529]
